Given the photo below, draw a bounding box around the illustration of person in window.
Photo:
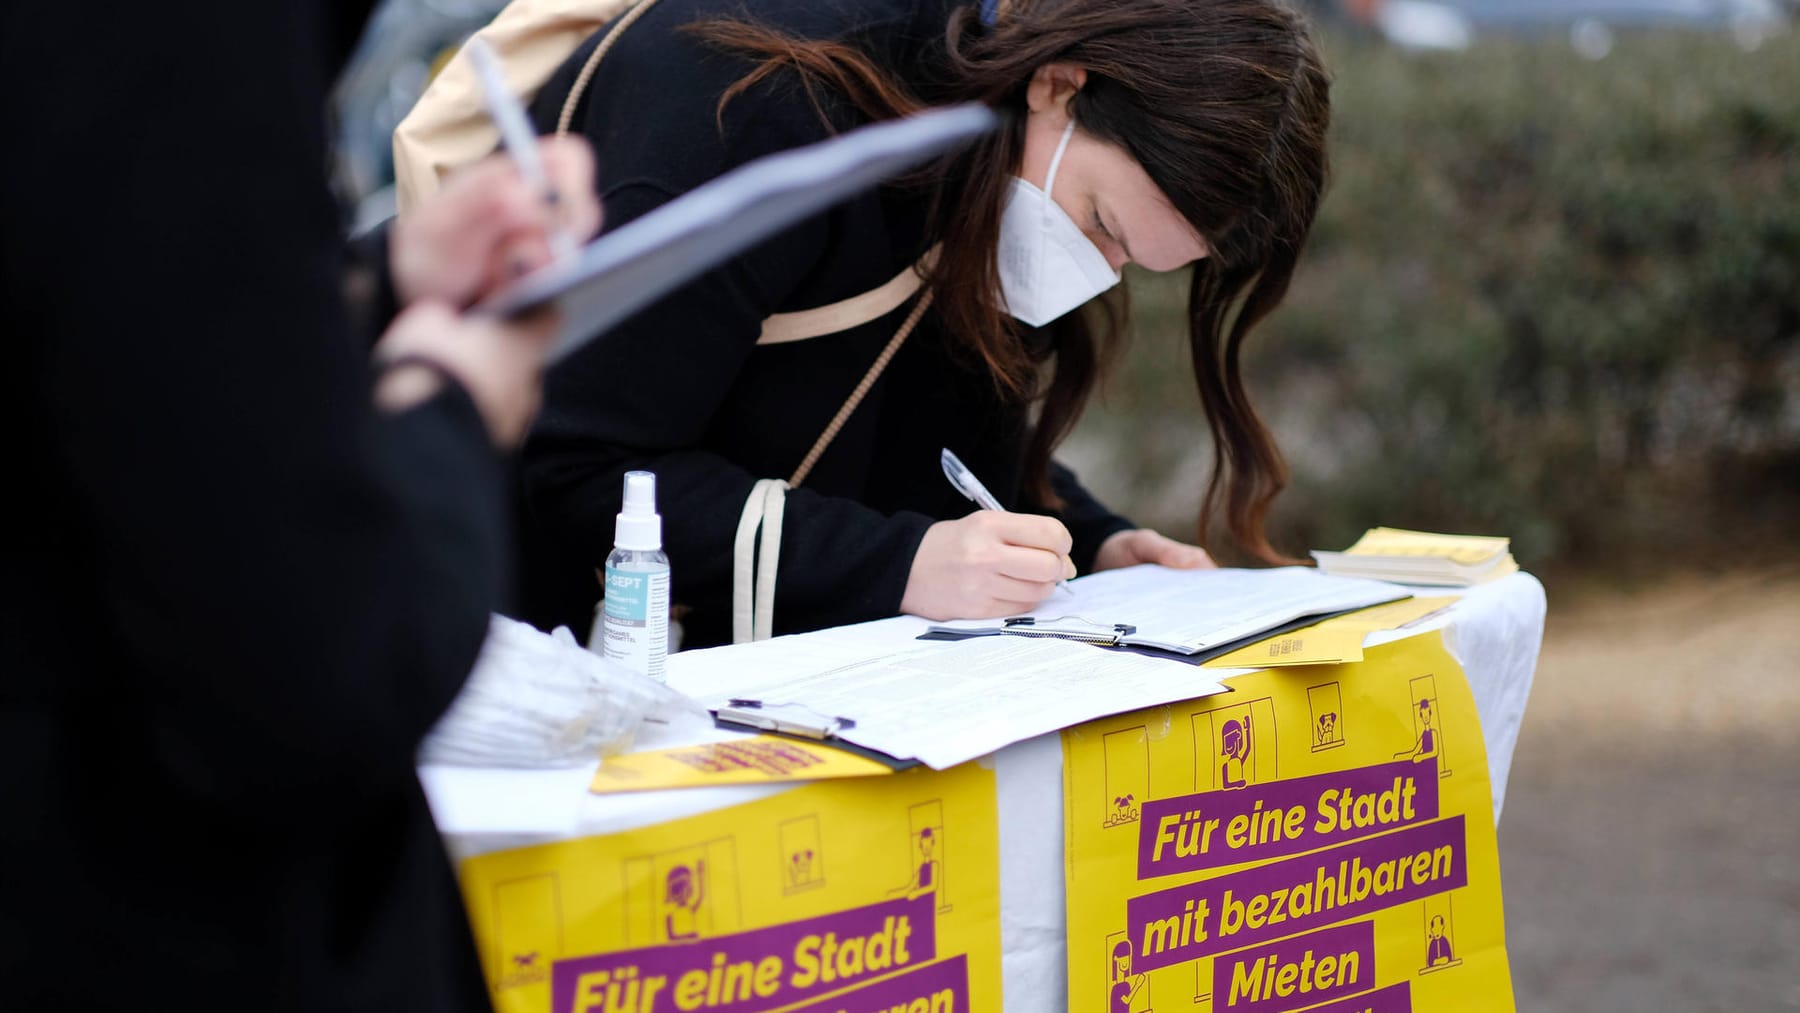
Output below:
[663,861,705,941]
[907,827,940,899]
[1426,914,1455,966]
[1394,698,1440,763]
[788,848,816,888]
[1220,716,1252,789]
[1109,938,1150,1012]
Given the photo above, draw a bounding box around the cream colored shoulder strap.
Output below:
[555,0,664,135]
[731,286,935,643]
[732,478,788,643]
[758,246,940,344]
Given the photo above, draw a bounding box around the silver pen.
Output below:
[940,448,1073,593]
[466,37,578,263]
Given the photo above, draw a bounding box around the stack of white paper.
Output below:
[667,566,1413,768]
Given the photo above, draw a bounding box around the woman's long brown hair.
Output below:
[687,0,1330,563]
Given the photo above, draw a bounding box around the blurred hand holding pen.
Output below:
[467,36,580,264]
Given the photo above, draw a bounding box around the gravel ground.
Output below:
[1500,567,1800,1010]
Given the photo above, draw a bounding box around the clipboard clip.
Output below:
[918,615,1134,646]
[716,699,857,741]
[999,615,1136,645]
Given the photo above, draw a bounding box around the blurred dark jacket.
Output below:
[0,3,497,1010]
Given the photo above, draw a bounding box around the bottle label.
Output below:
[602,565,670,681]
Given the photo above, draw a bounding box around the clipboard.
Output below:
[712,700,918,771]
[476,103,998,363]
[920,605,1386,666]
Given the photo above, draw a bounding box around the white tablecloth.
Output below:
[427,572,1546,1009]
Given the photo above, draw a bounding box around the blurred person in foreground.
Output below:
[0,3,598,1010]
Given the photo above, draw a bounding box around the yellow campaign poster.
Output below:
[1064,631,1513,1013]
[460,762,1001,1013]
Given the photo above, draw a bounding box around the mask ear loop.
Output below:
[1042,119,1078,213]
[1035,119,1080,302]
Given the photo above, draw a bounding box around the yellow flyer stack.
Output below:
[460,763,1002,1013]
[1064,632,1513,1013]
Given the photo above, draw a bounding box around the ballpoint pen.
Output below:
[466,37,579,263]
[940,448,1073,594]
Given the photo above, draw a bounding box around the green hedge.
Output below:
[1081,30,1800,571]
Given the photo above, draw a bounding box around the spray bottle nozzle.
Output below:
[614,471,663,551]
[622,470,656,513]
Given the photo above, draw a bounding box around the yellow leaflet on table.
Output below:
[1318,596,1459,634]
[462,762,1001,1013]
[592,736,897,794]
[1064,631,1513,1013]
[1202,628,1366,669]
[1345,528,1509,566]
[1199,597,1458,670]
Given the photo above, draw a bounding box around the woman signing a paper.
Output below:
[502,0,1329,646]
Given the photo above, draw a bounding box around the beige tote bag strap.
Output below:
[730,286,933,642]
[758,246,939,344]
[732,478,788,643]
[788,288,934,486]
[555,0,663,136]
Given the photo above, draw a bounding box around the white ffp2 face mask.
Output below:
[996,120,1122,327]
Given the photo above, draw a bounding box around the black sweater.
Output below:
[520,0,1132,646]
[1,4,493,1010]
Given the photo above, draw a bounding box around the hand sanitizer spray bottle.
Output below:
[601,471,670,681]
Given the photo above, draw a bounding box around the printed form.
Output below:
[670,635,1226,769]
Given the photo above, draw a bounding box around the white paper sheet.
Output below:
[417,760,599,837]
[941,565,1408,653]
[670,636,1226,769]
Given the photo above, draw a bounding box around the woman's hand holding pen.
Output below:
[389,136,601,307]
[900,512,1078,621]
[1093,529,1215,572]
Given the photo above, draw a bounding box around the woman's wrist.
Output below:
[1092,528,1143,572]
[373,353,458,414]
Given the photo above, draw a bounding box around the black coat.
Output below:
[518,0,1133,646]
[1,4,495,1010]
